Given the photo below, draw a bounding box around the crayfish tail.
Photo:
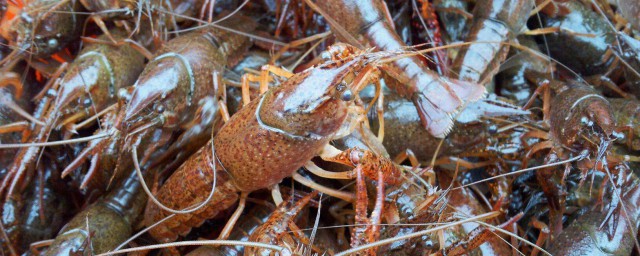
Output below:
[413,78,486,138]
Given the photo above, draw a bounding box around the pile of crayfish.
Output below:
[2,0,640,255]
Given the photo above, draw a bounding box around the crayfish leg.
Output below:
[32,62,68,102]
[369,170,385,243]
[321,147,403,185]
[240,64,293,106]
[536,158,566,239]
[522,78,551,123]
[435,213,523,256]
[79,153,101,190]
[529,218,550,256]
[0,96,43,127]
[271,184,283,205]
[81,37,154,60]
[521,140,553,169]
[68,104,117,133]
[585,74,635,99]
[291,172,355,203]
[259,65,293,90]
[240,73,253,106]
[0,121,27,134]
[350,165,385,255]
[199,0,215,23]
[392,149,419,168]
[303,161,355,180]
[351,165,370,249]
[0,71,23,97]
[218,192,248,240]
[28,239,53,255]
[433,156,494,170]
[87,15,118,44]
[246,190,319,255]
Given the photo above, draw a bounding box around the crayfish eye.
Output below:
[335,82,353,101]
[580,117,588,125]
[341,89,353,101]
[155,104,165,114]
[83,98,92,107]
[580,116,594,128]
[488,125,498,135]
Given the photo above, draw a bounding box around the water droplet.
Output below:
[47,38,58,49]
[580,116,589,124]
[46,89,57,98]
[118,88,131,102]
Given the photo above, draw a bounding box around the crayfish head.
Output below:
[550,85,615,147]
[6,0,80,58]
[257,56,368,138]
[121,59,189,132]
[122,82,162,126]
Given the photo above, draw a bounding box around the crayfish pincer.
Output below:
[44,170,147,255]
[0,0,84,67]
